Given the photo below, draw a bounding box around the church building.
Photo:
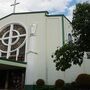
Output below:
[0,11,89,90]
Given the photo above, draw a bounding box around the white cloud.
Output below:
[17,0,72,13]
[0,0,89,21]
[0,0,72,18]
[77,0,90,3]
[66,0,90,21]
[66,5,76,21]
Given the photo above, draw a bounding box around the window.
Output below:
[0,23,26,61]
[87,52,90,59]
[68,33,72,43]
[30,24,37,36]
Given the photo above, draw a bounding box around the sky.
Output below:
[0,0,89,21]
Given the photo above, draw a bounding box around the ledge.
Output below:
[0,57,27,68]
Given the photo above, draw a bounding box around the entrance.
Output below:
[0,71,6,89]
[0,69,25,90]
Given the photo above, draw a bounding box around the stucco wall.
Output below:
[0,13,47,85]
[63,17,72,43]
[0,13,89,87]
[46,16,64,85]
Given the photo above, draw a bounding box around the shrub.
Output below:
[36,79,45,87]
[76,74,90,88]
[55,79,65,88]
[71,81,78,88]
[62,83,75,90]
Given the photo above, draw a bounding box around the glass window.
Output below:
[0,24,26,61]
[87,52,90,59]
[68,33,72,43]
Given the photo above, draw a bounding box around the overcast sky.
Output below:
[0,0,89,21]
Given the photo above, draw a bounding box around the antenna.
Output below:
[11,0,20,13]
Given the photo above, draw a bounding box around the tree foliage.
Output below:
[52,43,84,71]
[72,2,90,51]
[52,2,90,71]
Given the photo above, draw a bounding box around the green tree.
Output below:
[52,43,84,71]
[52,2,90,71]
[72,2,90,51]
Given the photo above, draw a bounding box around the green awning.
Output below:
[0,58,27,70]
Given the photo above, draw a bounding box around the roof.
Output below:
[0,11,71,24]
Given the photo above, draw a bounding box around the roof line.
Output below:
[46,14,72,24]
[0,11,72,23]
[63,15,72,24]
[0,11,48,20]
[46,14,64,17]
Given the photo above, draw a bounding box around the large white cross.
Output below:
[11,0,20,13]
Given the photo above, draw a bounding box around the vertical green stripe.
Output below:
[62,16,65,45]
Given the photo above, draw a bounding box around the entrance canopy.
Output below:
[0,58,27,70]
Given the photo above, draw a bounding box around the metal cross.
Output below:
[11,0,20,13]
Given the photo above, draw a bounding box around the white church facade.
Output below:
[0,11,90,90]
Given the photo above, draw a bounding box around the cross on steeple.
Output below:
[11,0,20,13]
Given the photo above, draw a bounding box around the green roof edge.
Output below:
[0,11,48,20]
[0,57,27,64]
[0,11,72,24]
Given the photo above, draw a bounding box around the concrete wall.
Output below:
[0,13,90,87]
[63,17,72,43]
[46,16,64,85]
[0,13,47,85]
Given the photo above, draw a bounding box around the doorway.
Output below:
[0,70,6,89]
[0,69,25,90]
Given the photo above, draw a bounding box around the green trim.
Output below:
[0,11,72,24]
[0,57,27,64]
[24,85,34,90]
[46,14,72,24]
[24,85,55,90]
[63,16,72,24]
[62,16,65,45]
[0,59,27,68]
[46,14,64,17]
[0,11,48,20]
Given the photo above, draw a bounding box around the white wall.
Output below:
[0,13,47,85]
[46,17,64,85]
[46,16,90,84]
[63,17,72,43]
[0,13,89,86]
[24,13,47,85]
